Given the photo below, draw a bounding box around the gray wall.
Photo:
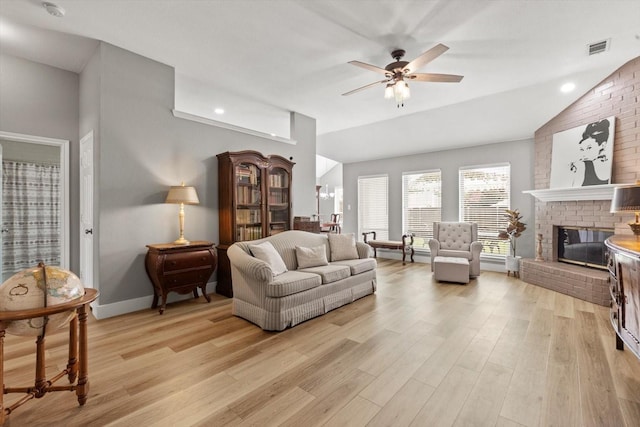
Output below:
[0,54,80,272]
[2,45,316,312]
[342,139,536,259]
[318,163,343,221]
[83,43,317,306]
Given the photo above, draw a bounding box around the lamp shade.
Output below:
[610,184,640,213]
[165,185,199,205]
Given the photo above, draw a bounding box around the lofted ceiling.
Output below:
[1,0,639,164]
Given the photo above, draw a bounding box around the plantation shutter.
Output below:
[358,175,388,240]
[402,170,441,249]
[459,164,511,256]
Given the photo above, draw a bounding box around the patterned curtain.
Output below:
[2,160,61,274]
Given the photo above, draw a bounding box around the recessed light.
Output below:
[270,133,276,137]
[42,2,65,18]
[214,108,224,115]
[560,82,575,93]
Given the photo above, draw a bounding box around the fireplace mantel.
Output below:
[523,184,616,202]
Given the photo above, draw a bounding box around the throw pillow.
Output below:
[295,245,329,269]
[249,241,288,276]
[328,233,359,261]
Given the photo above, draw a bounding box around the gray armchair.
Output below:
[428,222,483,277]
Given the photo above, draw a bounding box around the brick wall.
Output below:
[534,56,640,260]
[524,56,639,305]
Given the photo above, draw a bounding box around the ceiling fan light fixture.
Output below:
[384,83,394,99]
[393,80,410,106]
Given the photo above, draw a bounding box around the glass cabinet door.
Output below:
[235,162,263,240]
[268,167,290,235]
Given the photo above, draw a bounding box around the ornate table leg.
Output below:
[1,329,5,425]
[75,304,90,405]
[34,335,47,398]
[200,285,211,303]
[67,314,78,383]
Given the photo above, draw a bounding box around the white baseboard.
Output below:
[91,281,217,320]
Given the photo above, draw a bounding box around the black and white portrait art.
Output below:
[549,116,615,188]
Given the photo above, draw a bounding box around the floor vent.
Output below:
[588,39,609,55]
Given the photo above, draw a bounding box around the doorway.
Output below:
[0,131,69,282]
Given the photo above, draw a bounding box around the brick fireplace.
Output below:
[521,56,640,306]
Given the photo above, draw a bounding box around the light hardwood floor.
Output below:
[3,259,640,426]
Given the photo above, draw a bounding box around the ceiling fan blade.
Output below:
[342,79,389,96]
[348,60,390,76]
[404,43,449,73]
[408,73,464,83]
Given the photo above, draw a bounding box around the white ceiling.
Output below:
[1,0,639,164]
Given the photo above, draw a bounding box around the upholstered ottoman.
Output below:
[433,256,470,284]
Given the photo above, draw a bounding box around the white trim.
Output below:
[172,109,297,145]
[0,131,70,270]
[91,281,218,319]
[459,161,510,171]
[523,184,616,202]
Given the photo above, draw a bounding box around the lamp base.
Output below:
[173,236,190,245]
[629,222,640,236]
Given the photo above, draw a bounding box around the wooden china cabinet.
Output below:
[216,150,294,297]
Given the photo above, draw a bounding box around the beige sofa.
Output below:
[227,230,377,331]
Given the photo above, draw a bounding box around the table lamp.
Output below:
[165,182,199,245]
[610,181,640,236]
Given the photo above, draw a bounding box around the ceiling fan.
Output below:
[343,43,463,107]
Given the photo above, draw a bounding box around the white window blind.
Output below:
[459,164,511,256]
[402,170,441,249]
[358,175,388,240]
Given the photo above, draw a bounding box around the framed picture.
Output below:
[550,116,615,188]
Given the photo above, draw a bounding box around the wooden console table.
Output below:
[606,235,640,361]
[145,241,217,314]
[363,232,415,265]
[0,288,98,425]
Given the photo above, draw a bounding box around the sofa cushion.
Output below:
[328,233,359,261]
[266,270,322,297]
[331,258,377,275]
[295,245,329,268]
[299,264,351,284]
[249,241,288,276]
[438,249,472,260]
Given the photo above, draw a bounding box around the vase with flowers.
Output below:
[497,209,527,274]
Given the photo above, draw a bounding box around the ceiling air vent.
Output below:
[588,39,609,55]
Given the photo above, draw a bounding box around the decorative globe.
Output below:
[0,264,84,336]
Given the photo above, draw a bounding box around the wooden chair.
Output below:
[362,231,415,265]
[320,213,341,233]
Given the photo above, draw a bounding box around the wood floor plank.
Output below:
[539,315,582,427]
[366,378,435,427]
[412,325,478,388]
[279,368,374,427]
[235,386,315,427]
[323,395,380,427]
[358,330,445,406]
[575,310,626,426]
[453,362,513,427]
[409,365,479,427]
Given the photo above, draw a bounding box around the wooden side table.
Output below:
[0,288,99,425]
[145,241,217,314]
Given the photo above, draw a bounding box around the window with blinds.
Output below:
[459,164,511,256]
[358,175,388,240]
[402,170,441,249]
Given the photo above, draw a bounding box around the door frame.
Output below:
[0,130,70,270]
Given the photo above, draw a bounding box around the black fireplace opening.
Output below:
[557,226,614,270]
